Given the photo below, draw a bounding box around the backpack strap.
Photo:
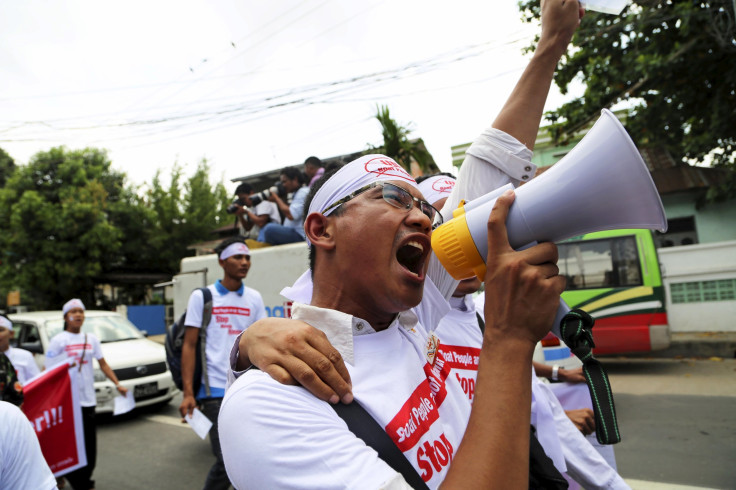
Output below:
[529,425,569,489]
[332,401,430,490]
[199,287,214,398]
[475,311,485,334]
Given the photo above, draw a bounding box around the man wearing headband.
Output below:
[220,1,583,487]
[178,235,267,490]
[0,315,40,385]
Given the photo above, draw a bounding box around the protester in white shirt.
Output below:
[45,299,127,490]
[0,401,57,490]
[179,236,267,490]
[222,3,584,487]
[0,315,40,385]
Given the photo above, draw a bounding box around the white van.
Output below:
[10,310,177,414]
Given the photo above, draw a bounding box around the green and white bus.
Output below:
[548,228,670,356]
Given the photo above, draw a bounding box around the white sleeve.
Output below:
[537,381,630,490]
[429,127,535,300]
[220,371,403,489]
[0,402,58,490]
[44,335,67,368]
[183,289,205,329]
[91,335,104,360]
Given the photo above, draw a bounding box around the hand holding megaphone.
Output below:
[432,109,668,336]
[483,189,568,344]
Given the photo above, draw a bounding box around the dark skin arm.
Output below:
[268,193,294,221]
[178,326,200,419]
[441,191,567,487]
[533,361,586,383]
[566,408,596,435]
[235,204,271,229]
[98,358,128,395]
[236,319,353,404]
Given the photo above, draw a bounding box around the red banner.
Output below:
[22,362,86,477]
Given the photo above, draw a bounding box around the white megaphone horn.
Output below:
[432,108,667,293]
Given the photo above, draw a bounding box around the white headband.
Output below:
[63,299,85,316]
[219,242,250,260]
[416,175,456,207]
[0,316,12,331]
[308,154,418,218]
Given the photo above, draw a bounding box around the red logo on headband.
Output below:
[432,179,455,194]
[364,157,415,182]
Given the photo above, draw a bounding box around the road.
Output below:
[89,358,736,489]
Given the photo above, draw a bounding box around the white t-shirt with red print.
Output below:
[45,331,103,407]
[185,280,267,397]
[434,295,483,403]
[220,300,471,490]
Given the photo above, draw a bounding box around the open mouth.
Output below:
[396,238,429,278]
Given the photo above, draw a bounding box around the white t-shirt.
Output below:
[0,401,57,490]
[5,346,40,385]
[434,295,483,403]
[220,302,471,490]
[185,281,267,395]
[45,331,103,407]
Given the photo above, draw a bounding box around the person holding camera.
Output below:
[257,166,309,245]
[230,183,281,242]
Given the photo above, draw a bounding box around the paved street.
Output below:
[90,358,736,489]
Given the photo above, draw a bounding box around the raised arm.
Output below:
[429,0,584,303]
[442,190,566,487]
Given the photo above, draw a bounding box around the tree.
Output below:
[0,148,15,188]
[0,147,123,308]
[144,160,231,275]
[0,147,232,309]
[519,0,736,199]
[373,105,440,175]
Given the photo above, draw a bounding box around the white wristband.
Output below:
[551,365,560,381]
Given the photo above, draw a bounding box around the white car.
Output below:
[9,310,177,414]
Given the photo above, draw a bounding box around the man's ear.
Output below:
[304,213,335,251]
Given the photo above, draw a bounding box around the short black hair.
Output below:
[303,167,345,274]
[414,171,457,185]
[234,182,252,195]
[304,156,323,168]
[214,235,248,258]
[325,162,343,173]
[280,166,305,185]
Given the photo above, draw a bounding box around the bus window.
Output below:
[559,236,642,290]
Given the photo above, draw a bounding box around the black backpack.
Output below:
[165,287,213,398]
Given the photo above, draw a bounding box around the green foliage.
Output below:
[519,0,736,199]
[0,148,15,188]
[372,105,440,175]
[0,147,231,309]
[144,160,232,275]
[0,148,123,307]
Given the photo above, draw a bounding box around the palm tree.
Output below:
[372,105,439,177]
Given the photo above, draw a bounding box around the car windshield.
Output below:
[46,315,145,343]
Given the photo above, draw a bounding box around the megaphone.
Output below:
[432,108,668,282]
